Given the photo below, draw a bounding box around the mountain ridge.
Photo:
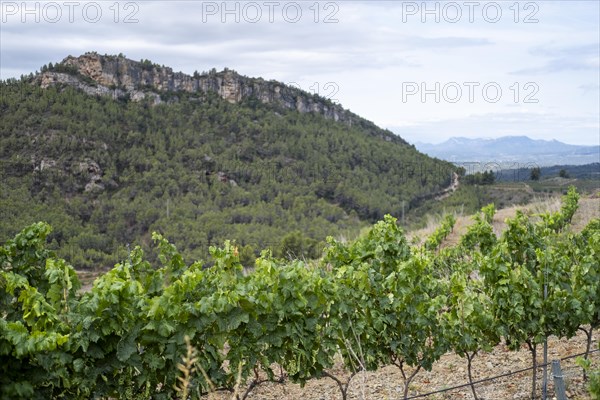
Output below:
[36,52,380,134]
[415,136,599,166]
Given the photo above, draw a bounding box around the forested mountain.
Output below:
[0,53,457,269]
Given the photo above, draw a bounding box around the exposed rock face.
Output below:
[38,52,357,125]
[29,155,107,194]
[40,71,121,98]
[34,158,57,172]
[39,64,162,104]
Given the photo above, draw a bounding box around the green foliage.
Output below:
[571,218,600,359]
[463,170,496,185]
[442,266,499,400]
[424,214,456,252]
[460,204,497,254]
[578,352,600,399]
[443,267,499,356]
[539,186,580,231]
[276,230,323,260]
[324,215,448,399]
[477,191,589,399]
[480,204,584,348]
[0,188,595,400]
[0,79,456,270]
[0,223,79,400]
[324,215,413,373]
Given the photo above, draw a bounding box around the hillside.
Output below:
[0,52,457,269]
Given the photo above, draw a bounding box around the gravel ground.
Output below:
[202,329,598,400]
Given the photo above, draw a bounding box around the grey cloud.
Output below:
[406,36,493,48]
[579,83,600,93]
[1,0,491,80]
[530,43,599,58]
[511,42,600,75]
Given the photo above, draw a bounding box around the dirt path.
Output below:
[434,172,460,201]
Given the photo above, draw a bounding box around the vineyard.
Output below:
[1,187,598,400]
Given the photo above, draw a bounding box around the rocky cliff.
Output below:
[38,52,358,126]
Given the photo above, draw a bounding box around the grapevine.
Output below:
[1,187,598,400]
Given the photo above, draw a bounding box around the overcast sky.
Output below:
[1,1,599,145]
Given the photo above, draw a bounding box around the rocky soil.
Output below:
[202,329,598,400]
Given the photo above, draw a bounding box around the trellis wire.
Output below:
[405,348,599,399]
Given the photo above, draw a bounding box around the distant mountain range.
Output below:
[415,136,599,167]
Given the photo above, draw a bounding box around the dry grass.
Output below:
[176,336,243,400]
[407,193,598,249]
[571,197,600,232]
[175,336,199,400]
[408,208,465,247]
